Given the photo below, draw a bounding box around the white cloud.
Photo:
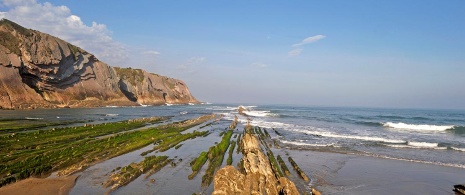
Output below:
[288,48,303,57]
[0,0,128,66]
[187,57,206,64]
[251,62,268,68]
[176,64,188,70]
[175,57,206,73]
[2,0,36,7]
[292,35,326,47]
[143,50,160,55]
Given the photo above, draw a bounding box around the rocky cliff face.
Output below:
[0,19,198,109]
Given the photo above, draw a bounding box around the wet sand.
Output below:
[287,150,465,195]
[0,175,78,195]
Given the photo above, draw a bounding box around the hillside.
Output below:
[0,19,198,109]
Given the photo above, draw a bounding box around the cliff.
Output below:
[0,19,198,109]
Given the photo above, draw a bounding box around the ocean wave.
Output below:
[451,147,465,152]
[242,110,269,117]
[105,114,119,117]
[383,122,454,131]
[280,140,337,147]
[407,141,439,148]
[386,144,447,150]
[248,120,294,130]
[354,121,384,127]
[376,115,406,120]
[206,106,237,111]
[242,110,279,117]
[292,129,406,144]
[450,126,465,134]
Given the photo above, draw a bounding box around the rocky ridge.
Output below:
[0,19,198,109]
[212,126,300,195]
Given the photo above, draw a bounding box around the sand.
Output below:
[287,150,465,195]
[0,175,78,195]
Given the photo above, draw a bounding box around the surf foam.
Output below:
[280,140,336,147]
[383,122,454,131]
[291,128,406,144]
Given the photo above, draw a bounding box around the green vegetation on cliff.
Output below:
[114,67,145,86]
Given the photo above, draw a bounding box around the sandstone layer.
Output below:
[0,19,198,109]
[212,132,300,195]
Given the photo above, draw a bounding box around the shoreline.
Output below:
[287,149,465,195]
[0,101,203,111]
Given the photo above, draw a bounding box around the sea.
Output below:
[1,103,464,169]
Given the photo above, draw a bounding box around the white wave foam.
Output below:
[408,141,438,148]
[451,147,465,152]
[105,114,119,117]
[248,119,405,144]
[383,122,454,131]
[292,129,406,144]
[243,110,271,117]
[280,140,336,147]
[385,143,447,150]
[248,120,293,129]
[240,105,257,108]
[206,106,237,111]
[25,117,44,120]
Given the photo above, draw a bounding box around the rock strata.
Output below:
[212,132,299,195]
[0,19,198,109]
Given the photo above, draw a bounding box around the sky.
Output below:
[1,0,464,109]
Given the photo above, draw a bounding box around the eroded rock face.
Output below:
[0,19,198,109]
[212,133,300,195]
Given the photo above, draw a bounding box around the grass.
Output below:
[277,155,291,176]
[188,151,208,180]
[236,133,242,153]
[0,119,83,134]
[265,146,283,178]
[153,130,209,152]
[201,130,233,187]
[226,141,236,165]
[188,119,236,187]
[288,157,309,181]
[175,144,183,149]
[103,155,171,191]
[114,67,145,86]
[0,114,215,187]
[263,129,271,138]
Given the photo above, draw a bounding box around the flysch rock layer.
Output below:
[212,133,300,195]
[0,19,198,109]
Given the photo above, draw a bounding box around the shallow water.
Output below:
[3,104,465,194]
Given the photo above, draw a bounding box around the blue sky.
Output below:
[1,0,464,109]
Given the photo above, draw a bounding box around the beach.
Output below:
[288,150,465,194]
[0,176,78,195]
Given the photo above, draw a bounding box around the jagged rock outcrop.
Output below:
[212,133,300,195]
[0,19,198,109]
